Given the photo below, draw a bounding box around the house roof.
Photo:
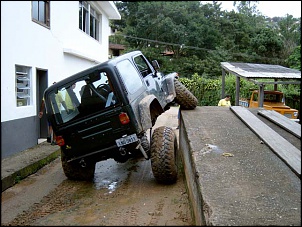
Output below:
[109,43,125,50]
[160,51,174,56]
[221,62,301,80]
[95,1,121,20]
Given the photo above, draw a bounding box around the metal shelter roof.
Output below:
[220,62,301,107]
[221,62,301,80]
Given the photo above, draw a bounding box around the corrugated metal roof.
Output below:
[221,62,301,79]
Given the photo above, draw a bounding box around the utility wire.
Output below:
[116,34,212,51]
[114,34,286,62]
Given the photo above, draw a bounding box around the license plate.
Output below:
[115,134,138,147]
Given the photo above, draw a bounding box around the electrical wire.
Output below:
[114,34,287,61]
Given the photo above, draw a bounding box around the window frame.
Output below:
[116,59,143,95]
[79,1,100,41]
[32,1,50,28]
[16,65,32,107]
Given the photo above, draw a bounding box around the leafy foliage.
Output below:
[179,73,299,111]
[112,1,300,111]
[112,1,300,75]
[250,28,283,58]
[285,45,301,70]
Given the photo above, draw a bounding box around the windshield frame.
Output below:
[45,69,118,125]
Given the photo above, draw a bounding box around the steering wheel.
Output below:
[97,84,111,97]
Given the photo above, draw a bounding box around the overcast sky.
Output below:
[202,1,301,18]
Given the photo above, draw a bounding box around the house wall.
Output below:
[1,1,120,158]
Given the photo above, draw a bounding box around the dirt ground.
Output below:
[1,106,194,226]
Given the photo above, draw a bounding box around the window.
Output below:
[16,65,32,107]
[32,1,50,27]
[79,1,100,40]
[116,60,143,95]
[252,93,258,101]
[133,55,152,77]
[90,8,99,40]
[48,71,117,124]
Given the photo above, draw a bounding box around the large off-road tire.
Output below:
[150,126,178,184]
[174,79,198,110]
[61,149,95,181]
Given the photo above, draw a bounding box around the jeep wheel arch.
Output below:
[139,95,164,130]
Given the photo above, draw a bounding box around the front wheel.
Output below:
[174,79,198,110]
[150,126,178,184]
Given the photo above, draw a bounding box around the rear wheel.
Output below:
[150,126,178,184]
[174,79,198,110]
[61,149,95,181]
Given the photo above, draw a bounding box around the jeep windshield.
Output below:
[47,71,117,124]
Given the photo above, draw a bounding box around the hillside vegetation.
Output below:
[110,1,300,110]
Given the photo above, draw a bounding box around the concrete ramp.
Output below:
[231,106,300,176]
[257,109,301,138]
[179,106,300,226]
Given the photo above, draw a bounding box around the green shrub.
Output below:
[179,73,299,112]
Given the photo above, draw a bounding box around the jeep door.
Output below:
[133,54,165,105]
[115,58,147,129]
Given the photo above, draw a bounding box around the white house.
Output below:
[1,1,121,159]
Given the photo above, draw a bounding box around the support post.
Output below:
[235,76,240,106]
[221,69,225,99]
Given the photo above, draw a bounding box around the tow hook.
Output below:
[79,158,86,168]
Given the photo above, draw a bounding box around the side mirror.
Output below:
[152,60,160,70]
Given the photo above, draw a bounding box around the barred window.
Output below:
[16,65,32,107]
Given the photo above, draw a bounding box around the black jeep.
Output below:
[44,50,197,184]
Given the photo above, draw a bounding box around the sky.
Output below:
[202,1,301,18]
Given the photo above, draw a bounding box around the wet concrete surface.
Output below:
[2,105,300,226]
[180,106,301,225]
[1,106,193,226]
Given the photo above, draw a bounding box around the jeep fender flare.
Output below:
[138,94,163,131]
[164,72,178,102]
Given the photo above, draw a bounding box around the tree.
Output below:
[250,28,283,59]
[285,45,301,70]
[278,14,301,58]
[111,1,300,78]
[233,1,260,15]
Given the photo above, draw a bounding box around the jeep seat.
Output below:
[80,85,106,113]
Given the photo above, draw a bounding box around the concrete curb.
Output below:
[1,147,60,192]
[179,113,205,225]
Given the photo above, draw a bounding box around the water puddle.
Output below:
[93,178,118,193]
[199,143,224,155]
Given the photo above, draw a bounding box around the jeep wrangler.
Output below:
[44,50,197,184]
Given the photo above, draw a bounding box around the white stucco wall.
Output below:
[1,1,118,122]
